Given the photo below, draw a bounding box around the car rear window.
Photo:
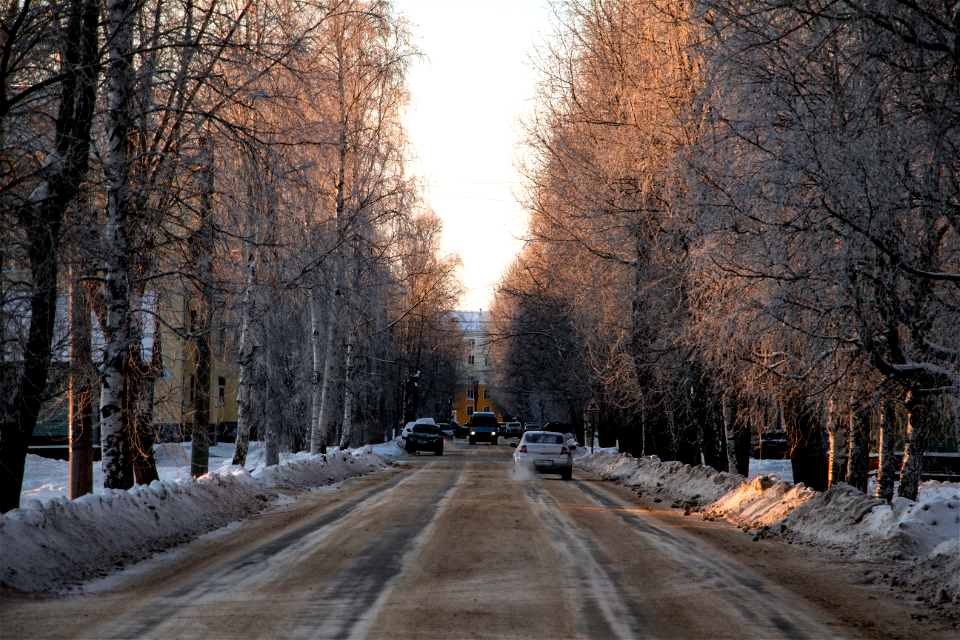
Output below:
[524,433,563,444]
[413,425,438,434]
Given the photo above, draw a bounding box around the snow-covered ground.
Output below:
[2,442,392,593]
[576,450,960,608]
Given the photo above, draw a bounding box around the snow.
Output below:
[2,442,389,593]
[371,437,409,457]
[576,451,960,605]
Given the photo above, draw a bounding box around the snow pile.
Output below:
[2,446,388,593]
[577,452,744,505]
[705,474,817,527]
[771,482,959,560]
[894,539,960,608]
[249,449,387,491]
[576,452,959,566]
[371,437,410,457]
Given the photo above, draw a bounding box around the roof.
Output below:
[451,310,489,334]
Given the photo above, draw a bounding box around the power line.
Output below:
[430,192,516,203]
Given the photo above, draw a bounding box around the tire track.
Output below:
[96,467,429,639]
[523,482,651,640]
[571,480,847,640]
[282,467,461,640]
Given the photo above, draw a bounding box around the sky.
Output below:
[397,0,553,311]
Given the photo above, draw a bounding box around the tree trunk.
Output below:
[0,0,99,513]
[100,0,137,491]
[125,291,158,485]
[827,402,848,487]
[190,318,212,477]
[845,408,870,493]
[231,239,257,467]
[338,328,356,449]
[131,319,161,485]
[734,412,751,477]
[722,392,737,474]
[897,394,930,501]
[315,306,337,454]
[190,138,215,477]
[876,397,900,502]
[309,288,324,454]
[69,261,94,499]
[785,399,829,491]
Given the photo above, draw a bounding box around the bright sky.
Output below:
[397,0,552,310]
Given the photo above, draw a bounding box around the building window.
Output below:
[468,354,474,365]
[465,406,474,416]
[216,377,226,407]
[469,339,475,349]
[482,406,490,412]
[466,388,475,400]
[483,389,490,399]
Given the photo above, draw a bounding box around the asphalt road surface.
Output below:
[2,439,949,639]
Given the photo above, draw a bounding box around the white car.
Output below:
[511,431,574,480]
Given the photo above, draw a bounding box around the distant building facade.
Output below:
[450,311,501,423]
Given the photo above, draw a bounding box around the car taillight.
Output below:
[560,446,569,455]
[518,445,527,453]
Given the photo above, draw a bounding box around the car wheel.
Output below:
[492,437,498,446]
[469,438,475,445]
[435,445,443,456]
[561,469,572,481]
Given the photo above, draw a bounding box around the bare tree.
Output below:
[0,0,99,511]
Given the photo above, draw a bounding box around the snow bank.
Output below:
[371,437,410,457]
[1,447,388,593]
[577,452,744,505]
[575,451,959,600]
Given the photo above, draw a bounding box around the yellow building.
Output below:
[27,284,241,454]
[151,289,240,441]
[450,311,501,424]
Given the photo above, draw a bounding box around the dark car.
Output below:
[405,424,444,455]
[467,412,499,445]
[754,429,790,459]
[503,422,523,438]
[454,422,470,438]
[437,422,455,438]
[543,422,574,436]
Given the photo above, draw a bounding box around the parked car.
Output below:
[402,417,436,440]
[454,422,470,438]
[437,422,455,438]
[543,422,574,436]
[754,429,790,459]
[467,412,499,445]
[511,430,572,480]
[405,424,444,456]
[503,422,523,438]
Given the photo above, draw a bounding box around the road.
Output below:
[1,439,947,639]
